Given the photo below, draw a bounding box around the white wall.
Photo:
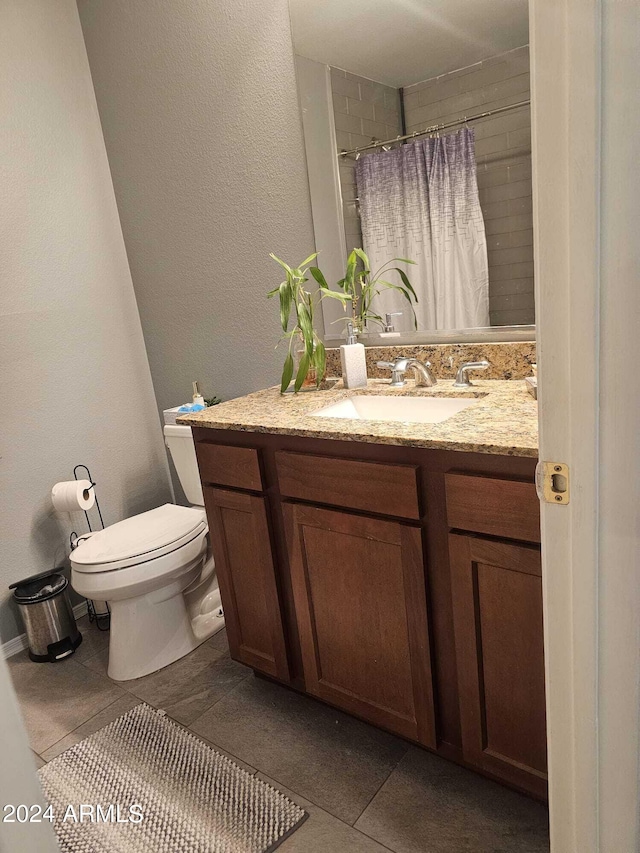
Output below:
[76,0,317,411]
[0,0,172,644]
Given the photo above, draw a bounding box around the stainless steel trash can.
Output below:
[9,571,82,662]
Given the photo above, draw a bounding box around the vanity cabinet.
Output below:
[448,535,547,799]
[284,502,436,745]
[202,486,290,681]
[445,472,546,799]
[193,429,544,800]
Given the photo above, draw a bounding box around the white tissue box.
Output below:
[163,406,188,425]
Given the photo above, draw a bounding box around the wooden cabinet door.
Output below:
[449,533,547,798]
[203,487,289,681]
[284,503,436,746]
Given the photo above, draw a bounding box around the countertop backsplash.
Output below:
[325,341,536,381]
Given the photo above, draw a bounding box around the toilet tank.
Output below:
[163,424,204,506]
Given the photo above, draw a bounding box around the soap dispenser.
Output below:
[340,322,367,389]
[192,381,205,407]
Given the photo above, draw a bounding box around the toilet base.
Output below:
[106,565,225,682]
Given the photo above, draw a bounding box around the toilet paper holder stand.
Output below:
[70,464,110,632]
[72,464,105,535]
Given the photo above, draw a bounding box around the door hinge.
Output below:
[535,462,570,505]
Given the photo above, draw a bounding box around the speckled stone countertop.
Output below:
[178,378,538,457]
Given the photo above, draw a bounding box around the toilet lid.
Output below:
[71,504,207,570]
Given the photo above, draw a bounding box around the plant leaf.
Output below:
[393,257,417,265]
[297,302,314,355]
[346,251,358,295]
[378,280,415,303]
[299,252,319,268]
[309,266,329,289]
[279,281,292,332]
[319,288,350,303]
[280,352,294,393]
[270,253,293,275]
[393,268,419,301]
[313,340,326,386]
[294,351,310,392]
[353,247,370,271]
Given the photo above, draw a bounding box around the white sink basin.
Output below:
[312,394,478,425]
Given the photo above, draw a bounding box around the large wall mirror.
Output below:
[290,0,534,343]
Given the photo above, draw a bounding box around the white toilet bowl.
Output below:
[70,423,225,682]
[71,504,224,681]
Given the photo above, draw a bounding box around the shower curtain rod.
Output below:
[338,98,531,158]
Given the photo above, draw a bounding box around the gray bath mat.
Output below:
[38,703,307,853]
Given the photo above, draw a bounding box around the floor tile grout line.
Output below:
[38,692,136,760]
[348,743,411,828]
[78,643,234,702]
[185,674,412,831]
[135,668,253,727]
[185,670,253,730]
[185,701,381,830]
[352,824,400,853]
[77,631,227,671]
[252,767,398,849]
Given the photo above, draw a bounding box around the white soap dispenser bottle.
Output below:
[340,322,368,389]
[192,381,205,407]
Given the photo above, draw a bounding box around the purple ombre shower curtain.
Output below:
[354,127,489,331]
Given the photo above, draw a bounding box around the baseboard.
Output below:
[2,601,88,660]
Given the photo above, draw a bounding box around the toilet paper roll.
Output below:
[51,480,95,513]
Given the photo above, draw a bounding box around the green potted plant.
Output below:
[325,248,419,334]
[268,253,349,393]
[268,249,417,392]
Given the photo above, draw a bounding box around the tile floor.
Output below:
[9,616,550,852]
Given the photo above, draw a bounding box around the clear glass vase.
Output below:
[293,336,325,390]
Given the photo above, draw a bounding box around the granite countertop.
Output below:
[178,378,538,457]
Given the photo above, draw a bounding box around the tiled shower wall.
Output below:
[329,46,533,328]
[330,68,402,256]
[403,46,533,326]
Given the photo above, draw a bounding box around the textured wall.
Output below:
[0,0,172,644]
[77,0,316,411]
[404,47,532,326]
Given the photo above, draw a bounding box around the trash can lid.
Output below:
[10,572,68,604]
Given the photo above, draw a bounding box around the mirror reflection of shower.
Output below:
[290,0,533,336]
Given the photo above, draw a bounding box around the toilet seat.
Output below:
[72,504,207,573]
[71,528,209,604]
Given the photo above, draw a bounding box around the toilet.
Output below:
[70,424,224,682]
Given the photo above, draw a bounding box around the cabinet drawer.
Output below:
[445,473,540,543]
[195,441,262,491]
[276,450,421,520]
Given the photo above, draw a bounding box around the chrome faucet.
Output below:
[453,360,490,388]
[383,312,403,332]
[376,357,437,387]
